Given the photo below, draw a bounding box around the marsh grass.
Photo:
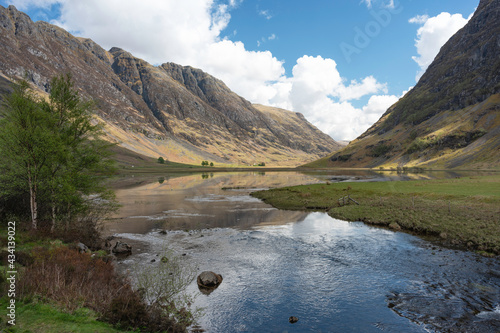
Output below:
[252,175,500,254]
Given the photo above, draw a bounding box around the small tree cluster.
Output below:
[157,157,165,164]
[201,161,214,167]
[0,74,117,236]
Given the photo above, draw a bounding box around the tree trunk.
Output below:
[66,203,71,231]
[28,173,38,230]
[51,199,56,233]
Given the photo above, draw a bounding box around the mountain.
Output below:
[0,5,341,167]
[325,0,500,169]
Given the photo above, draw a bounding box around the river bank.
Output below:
[251,175,500,255]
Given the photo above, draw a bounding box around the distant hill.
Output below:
[0,5,341,167]
[324,0,500,169]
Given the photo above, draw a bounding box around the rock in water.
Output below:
[289,316,299,324]
[112,241,132,255]
[197,271,223,294]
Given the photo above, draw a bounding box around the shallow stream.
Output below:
[107,171,500,332]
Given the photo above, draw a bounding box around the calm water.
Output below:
[107,171,500,332]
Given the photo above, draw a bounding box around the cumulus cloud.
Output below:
[410,12,471,81]
[8,0,400,141]
[279,56,397,140]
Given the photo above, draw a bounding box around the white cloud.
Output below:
[361,0,394,9]
[408,14,429,24]
[259,9,273,20]
[8,0,401,141]
[384,0,395,9]
[201,39,285,102]
[362,0,373,9]
[279,55,397,140]
[410,12,471,81]
[257,33,277,47]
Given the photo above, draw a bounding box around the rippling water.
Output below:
[109,172,500,332]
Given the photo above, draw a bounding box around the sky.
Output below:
[0,0,478,141]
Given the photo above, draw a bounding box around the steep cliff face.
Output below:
[327,0,500,169]
[0,5,341,166]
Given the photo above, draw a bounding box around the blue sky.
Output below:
[223,0,476,98]
[0,0,477,140]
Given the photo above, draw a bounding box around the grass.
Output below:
[252,175,500,255]
[109,144,302,174]
[0,298,132,333]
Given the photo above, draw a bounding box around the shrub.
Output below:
[370,144,392,157]
[409,129,419,141]
[134,248,199,329]
[337,154,352,162]
[406,138,427,154]
[18,245,193,332]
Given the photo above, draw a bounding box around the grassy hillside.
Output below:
[325,0,500,170]
[323,94,500,169]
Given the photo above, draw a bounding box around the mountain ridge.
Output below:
[0,5,341,166]
[325,0,500,169]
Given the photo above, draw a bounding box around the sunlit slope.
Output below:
[0,5,340,167]
[323,0,500,169]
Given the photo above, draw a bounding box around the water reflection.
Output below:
[106,170,493,235]
[116,213,500,332]
[105,172,323,234]
[108,171,500,332]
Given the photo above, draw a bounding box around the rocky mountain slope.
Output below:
[326,0,500,169]
[0,5,341,166]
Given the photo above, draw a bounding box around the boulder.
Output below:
[112,241,132,255]
[77,242,89,253]
[197,271,223,294]
[103,236,116,249]
[289,316,299,324]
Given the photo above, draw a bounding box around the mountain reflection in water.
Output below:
[108,171,500,332]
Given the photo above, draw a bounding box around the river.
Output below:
[105,171,500,332]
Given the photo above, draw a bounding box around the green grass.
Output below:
[252,175,500,255]
[0,298,133,333]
